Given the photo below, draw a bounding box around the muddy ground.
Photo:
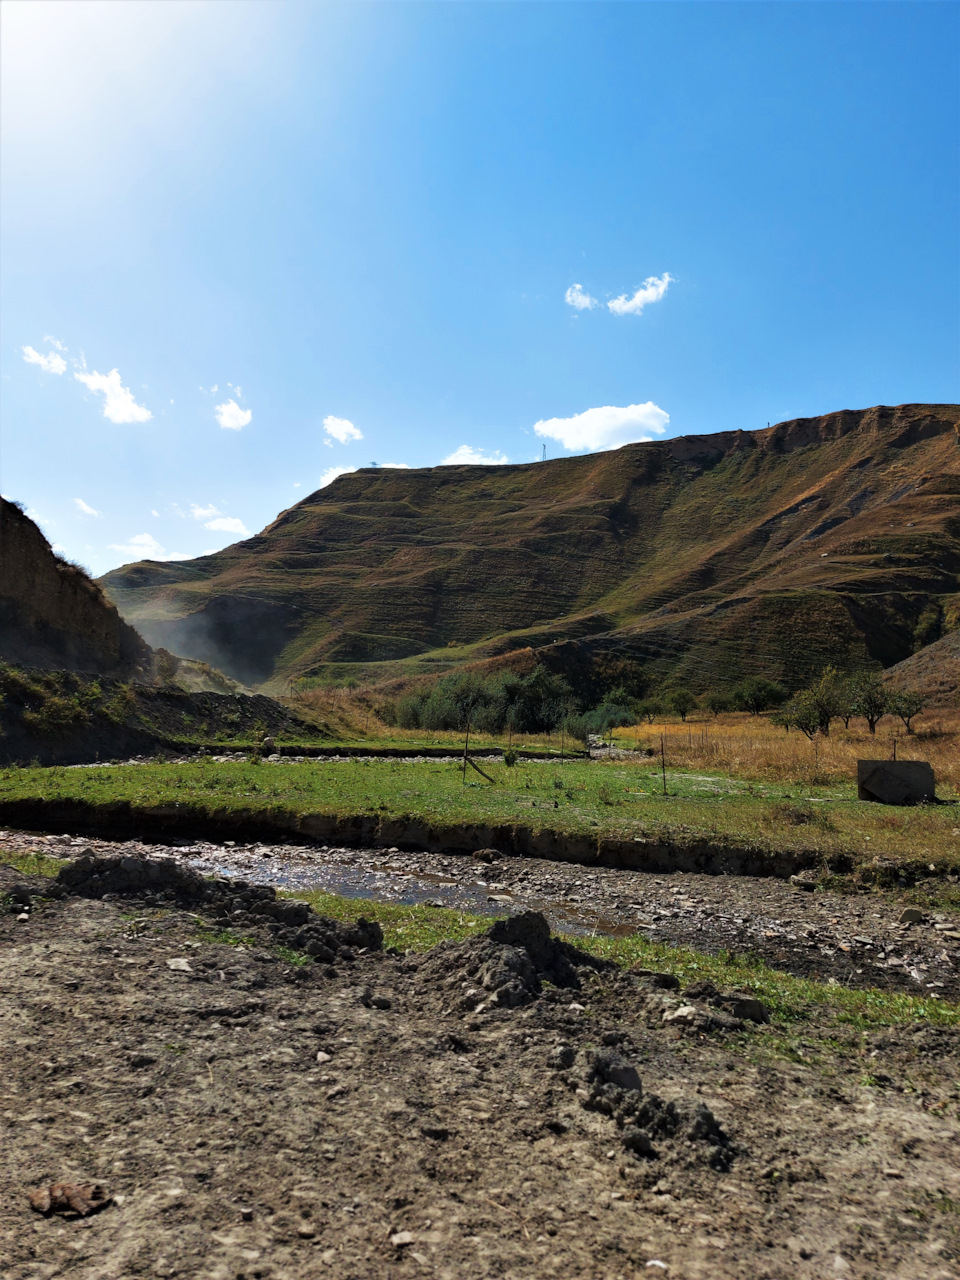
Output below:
[4,828,959,999]
[1,851,959,1280]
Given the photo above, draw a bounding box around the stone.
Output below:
[857,760,936,805]
[789,874,816,892]
[899,908,925,924]
[726,996,770,1025]
[166,958,193,972]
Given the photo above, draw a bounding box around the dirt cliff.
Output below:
[1,498,150,678]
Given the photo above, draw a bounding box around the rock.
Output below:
[790,873,817,892]
[899,908,925,924]
[472,849,499,863]
[632,968,680,990]
[857,760,936,805]
[261,737,276,753]
[390,1231,414,1247]
[547,1043,576,1070]
[621,1125,655,1157]
[662,1004,701,1027]
[166,958,193,972]
[726,996,769,1024]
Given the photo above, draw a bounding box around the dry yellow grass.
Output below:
[614,710,959,792]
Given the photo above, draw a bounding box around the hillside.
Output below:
[883,629,960,707]
[100,403,960,691]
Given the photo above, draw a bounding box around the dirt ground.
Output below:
[5,827,959,999]
[2,854,959,1280]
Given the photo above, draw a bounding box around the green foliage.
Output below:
[703,691,733,717]
[887,688,925,733]
[732,677,788,715]
[635,698,664,724]
[394,665,573,734]
[666,688,697,721]
[848,672,888,734]
[775,666,848,738]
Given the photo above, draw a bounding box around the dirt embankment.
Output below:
[0,667,320,766]
[1,854,958,1279]
[0,499,149,678]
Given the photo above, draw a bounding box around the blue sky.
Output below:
[2,0,957,575]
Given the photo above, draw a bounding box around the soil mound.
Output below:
[418,908,613,1010]
[56,853,383,959]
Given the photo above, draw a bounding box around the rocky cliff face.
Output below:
[1,498,150,677]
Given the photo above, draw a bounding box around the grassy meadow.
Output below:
[1,729,958,874]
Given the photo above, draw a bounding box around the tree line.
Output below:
[380,662,925,741]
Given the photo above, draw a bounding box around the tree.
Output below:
[635,699,664,724]
[887,689,925,734]
[775,667,847,738]
[703,691,732,718]
[731,677,788,715]
[667,689,697,721]
[849,672,888,734]
[775,690,821,740]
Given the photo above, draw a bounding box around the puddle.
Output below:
[184,851,644,939]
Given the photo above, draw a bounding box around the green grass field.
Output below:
[1,755,958,873]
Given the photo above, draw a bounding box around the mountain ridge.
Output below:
[100,403,960,691]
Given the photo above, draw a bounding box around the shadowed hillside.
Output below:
[100,403,960,690]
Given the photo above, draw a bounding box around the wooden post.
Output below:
[560,724,565,764]
[660,732,667,796]
[462,720,471,784]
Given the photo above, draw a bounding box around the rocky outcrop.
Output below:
[1,498,149,677]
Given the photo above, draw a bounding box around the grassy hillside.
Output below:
[100,403,960,690]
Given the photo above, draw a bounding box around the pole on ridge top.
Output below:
[542,444,546,461]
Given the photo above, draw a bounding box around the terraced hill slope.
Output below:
[100,403,960,690]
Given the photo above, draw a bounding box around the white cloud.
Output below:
[204,516,250,536]
[215,398,252,430]
[74,368,152,422]
[43,335,67,352]
[380,462,411,469]
[439,446,510,466]
[151,509,160,517]
[74,498,100,517]
[189,503,220,520]
[108,532,191,562]
[323,415,363,445]
[319,466,356,488]
[23,345,67,375]
[564,283,597,311]
[533,402,669,452]
[607,272,673,317]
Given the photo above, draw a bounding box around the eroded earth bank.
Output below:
[2,844,959,1280]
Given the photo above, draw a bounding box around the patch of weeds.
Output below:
[274,944,312,967]
[164,1044,187,1055]
[195,925,255,948]
[0,848,65,878]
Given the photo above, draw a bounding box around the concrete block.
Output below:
[857,760,936,805]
